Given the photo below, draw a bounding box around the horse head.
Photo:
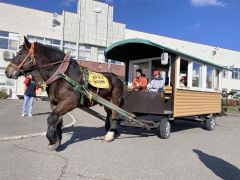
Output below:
[5,36,38,79]
[5,36,65,81]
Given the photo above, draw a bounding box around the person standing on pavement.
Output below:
[21,74,39,117]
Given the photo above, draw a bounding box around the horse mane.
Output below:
[35,42,66,61]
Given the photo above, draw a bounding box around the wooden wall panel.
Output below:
[174,89,221,117]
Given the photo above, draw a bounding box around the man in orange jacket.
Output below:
[132,69,148,91]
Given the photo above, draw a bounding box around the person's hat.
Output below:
[153,70,160,76]
[181,76,187,81]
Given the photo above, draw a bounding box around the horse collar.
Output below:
[44,54,70,86]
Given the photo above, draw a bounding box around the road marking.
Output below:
[0,113,77,142]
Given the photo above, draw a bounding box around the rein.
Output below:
[19,60,66,72]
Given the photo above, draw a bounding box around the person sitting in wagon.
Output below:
[132,69,148,91]
[179,76,187,87]
[147,70,165,93]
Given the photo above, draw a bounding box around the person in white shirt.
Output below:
[147,70,165,92]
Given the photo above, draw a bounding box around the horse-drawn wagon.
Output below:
[104,38,229,138]
[5,37,229,150]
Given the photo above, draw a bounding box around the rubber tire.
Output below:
[158,118,171,139]
[105,118,110,132]
[205,117,216,131]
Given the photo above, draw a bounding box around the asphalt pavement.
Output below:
[0,99,239,180]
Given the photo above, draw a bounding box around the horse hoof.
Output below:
[104,131,115,142]
[48,139,60,151]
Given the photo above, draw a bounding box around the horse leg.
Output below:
[104,97,121,142]
[49,101,62,142]
[104,106,112,132]
[50,101,55,111]
[47,99,77,150]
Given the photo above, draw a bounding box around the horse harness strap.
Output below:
[19,43,36,69]
[57,73,91,106]
[80,68,89,105]
[9,43,36,70]
[45,54,71,86]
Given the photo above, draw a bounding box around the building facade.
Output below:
[0,0,239,98]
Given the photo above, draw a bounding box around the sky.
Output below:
[0,0,239,51]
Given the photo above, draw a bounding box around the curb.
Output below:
[226,113,240,116]
[0,112,77,142]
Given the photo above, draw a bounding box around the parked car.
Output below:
[230,92,240,100]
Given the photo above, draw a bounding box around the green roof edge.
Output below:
[105,38,231,71]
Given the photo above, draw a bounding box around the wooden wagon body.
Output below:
[103,38,228,138]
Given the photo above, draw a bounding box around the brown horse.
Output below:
[5,37,124,150]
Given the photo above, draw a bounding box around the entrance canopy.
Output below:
[105,38,229,70]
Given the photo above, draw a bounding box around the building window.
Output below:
[27,35,61,49]
[79,44,91,60]
[63,41,77,58]
[97,47,105,62]
[0,68,15,86]
[45,38,61,49]
[206,66,214,89]
[192,62,202,88]
[27,35,44,44]
[0,30,18,51]
[107,59,124,65]
[232,68,240,80]
[222,70,228,79]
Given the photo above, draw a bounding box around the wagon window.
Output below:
[206,66,214,89]
[214,69,220,90]
[192,62,202,88]
[179,59,188,87]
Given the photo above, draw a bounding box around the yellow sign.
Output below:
[88,71,109,89]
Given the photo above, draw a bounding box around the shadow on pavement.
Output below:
[118,119,204,137]
[57,126,105,151]
[193,149,240,180]
[57,125,157,151]
[33,112,51,116]
[57,118,209,151]
[171,119,204,133]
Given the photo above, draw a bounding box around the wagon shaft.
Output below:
[58,73,153,130]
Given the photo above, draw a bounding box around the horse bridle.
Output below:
[10,43,67,72]
[9,42,71,86]
[9,43,36,71]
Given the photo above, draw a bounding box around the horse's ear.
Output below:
[24,36,31,49]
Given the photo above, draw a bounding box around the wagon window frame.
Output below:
[206,65,215,90]
[178,58,190,89]
[177,57,222,92]
[177,57,204,91]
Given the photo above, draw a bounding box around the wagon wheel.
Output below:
[158,117,171,139]
[205,116,216,131]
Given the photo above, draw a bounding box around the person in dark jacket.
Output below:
[21,74,39,117]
